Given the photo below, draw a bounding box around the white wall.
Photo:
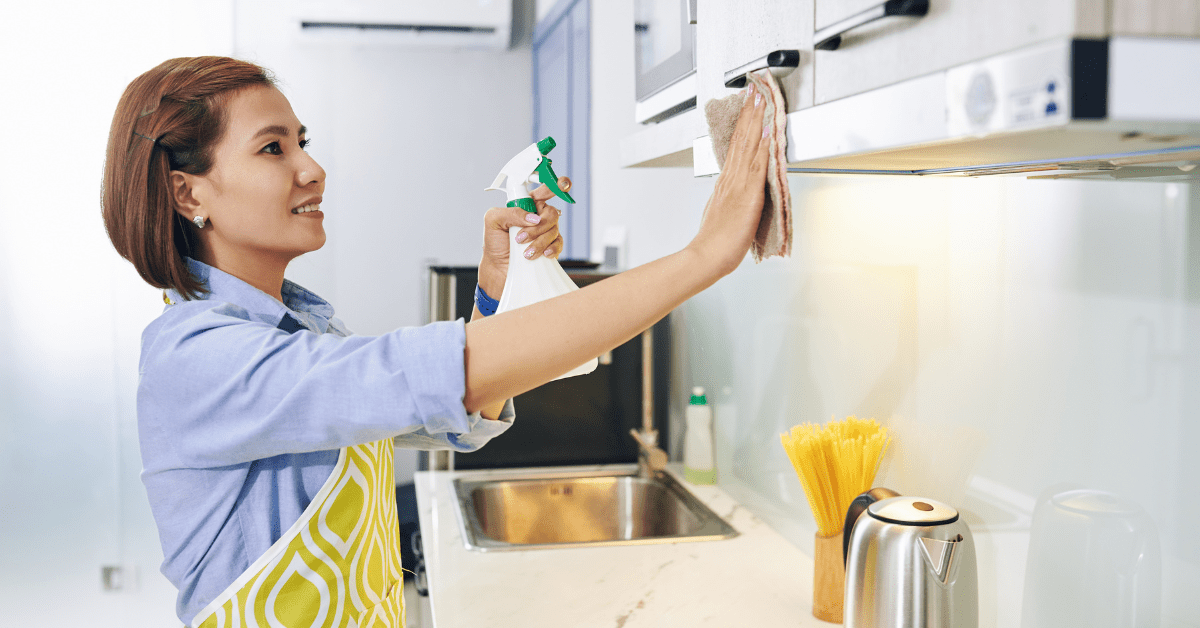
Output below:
[0,2,235,625]
[679,175,1200,627]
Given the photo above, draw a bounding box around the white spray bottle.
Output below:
[486,136,598,380]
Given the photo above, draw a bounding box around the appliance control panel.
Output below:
[946,40,1069,136]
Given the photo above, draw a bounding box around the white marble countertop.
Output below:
[414,463,829,627]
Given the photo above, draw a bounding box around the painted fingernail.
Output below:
[524,247,536,259]
[755,92,762,107]
[763,124,771,139]
[746,84,755,97]
[525,213,541,224]
[544,247,555,257]
[515,231,528,243]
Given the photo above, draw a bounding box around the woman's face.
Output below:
[186,85,326,268]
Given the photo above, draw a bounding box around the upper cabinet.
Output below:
[813,0,1105,105]
[1111,0,1200,37]
[629,0,1200,174]
[696,0,814,114]
[698,0,1198,111]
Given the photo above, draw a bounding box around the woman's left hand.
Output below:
[478,176,569,299]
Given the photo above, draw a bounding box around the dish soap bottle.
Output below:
[684,387,716,484]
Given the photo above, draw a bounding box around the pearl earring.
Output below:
[193,216,206,229]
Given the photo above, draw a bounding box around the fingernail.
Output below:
[746,84,755,97]
[524,247,535,259]
[515,231,528,243]
[525,213,541,224]
[755,92,762,107]
[763,124,770,139]
[544,248,555,257]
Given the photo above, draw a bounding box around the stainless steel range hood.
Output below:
[695,37,1200,180]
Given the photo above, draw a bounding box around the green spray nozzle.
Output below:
[534,136,575,205]
[535,156,575,205]
[487,136,577,212]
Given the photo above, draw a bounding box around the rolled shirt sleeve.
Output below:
[138,301,507,472]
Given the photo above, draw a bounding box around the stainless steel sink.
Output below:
[453,467,738,551]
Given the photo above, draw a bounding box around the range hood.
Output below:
[695,37,1200,180]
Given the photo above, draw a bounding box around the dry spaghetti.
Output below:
[780,416,891,537]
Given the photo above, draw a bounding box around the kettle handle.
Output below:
[843,487,901,565]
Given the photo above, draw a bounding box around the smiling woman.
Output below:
[168,86,328,299]
[100,56,770,627]
[102,57,278,300]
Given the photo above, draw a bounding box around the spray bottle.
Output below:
[486,136,598,380]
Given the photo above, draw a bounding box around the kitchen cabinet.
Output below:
[687,0,1200,176]
[813,0,1106,105]
[697,0,1197,109]
[1112,0,1200,37]
[636,0,1200,172]
[695,0,814,114]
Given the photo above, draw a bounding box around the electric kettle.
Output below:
[843,488,978,628]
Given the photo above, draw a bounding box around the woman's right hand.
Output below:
[687,82,770,276]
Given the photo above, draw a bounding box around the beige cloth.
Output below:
[704,70,792,262]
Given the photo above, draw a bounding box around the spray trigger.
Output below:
[535,157,575,204]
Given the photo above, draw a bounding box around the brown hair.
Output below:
[102,56,275,299]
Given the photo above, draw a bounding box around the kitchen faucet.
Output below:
[630,326,667,478]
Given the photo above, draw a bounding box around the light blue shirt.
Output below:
[138,259,512,623]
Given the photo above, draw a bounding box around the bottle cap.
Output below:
[689,386,707,405]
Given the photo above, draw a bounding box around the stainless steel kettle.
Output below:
[843,488,979,628]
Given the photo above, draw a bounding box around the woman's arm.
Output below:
[470,301,509,420]
[463,85,770,412]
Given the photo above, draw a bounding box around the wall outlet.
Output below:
[101,565,123,592]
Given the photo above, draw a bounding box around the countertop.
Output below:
[414,463,827,627]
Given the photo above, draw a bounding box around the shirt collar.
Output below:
[167,258,336,333]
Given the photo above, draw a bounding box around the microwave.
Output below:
[634,0,698,124]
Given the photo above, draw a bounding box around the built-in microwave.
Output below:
[634,0,697,124]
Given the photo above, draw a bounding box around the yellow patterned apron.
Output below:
[190,439,405,628]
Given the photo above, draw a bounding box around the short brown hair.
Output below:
[102,56,275,299]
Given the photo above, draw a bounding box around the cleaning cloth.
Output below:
[704,70,792,262]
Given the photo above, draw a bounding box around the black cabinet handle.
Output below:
[815,0,929,51]
[723,49,802,88]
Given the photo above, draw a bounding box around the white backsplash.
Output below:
[676,174,1199,627]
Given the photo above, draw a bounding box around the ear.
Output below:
[170,171,203,220]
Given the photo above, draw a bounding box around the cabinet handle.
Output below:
[814,0,929,51]
[723,49,802,88]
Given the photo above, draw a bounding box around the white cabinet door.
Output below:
[1112,0,1200,37]
[696,0,815,115]
[813,0,1106,104]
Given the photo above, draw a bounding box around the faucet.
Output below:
[631,427,668,478]
[630,326,667,478]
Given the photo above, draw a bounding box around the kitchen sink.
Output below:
[453,466,738,551]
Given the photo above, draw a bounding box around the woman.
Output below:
[102,56,768,627]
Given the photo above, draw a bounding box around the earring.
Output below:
[193,216,206,229]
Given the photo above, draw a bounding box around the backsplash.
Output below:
[674,174,1199,627]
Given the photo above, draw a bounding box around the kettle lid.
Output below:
[868,496,959,526]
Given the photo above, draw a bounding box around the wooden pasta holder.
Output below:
[813,530,845,623]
